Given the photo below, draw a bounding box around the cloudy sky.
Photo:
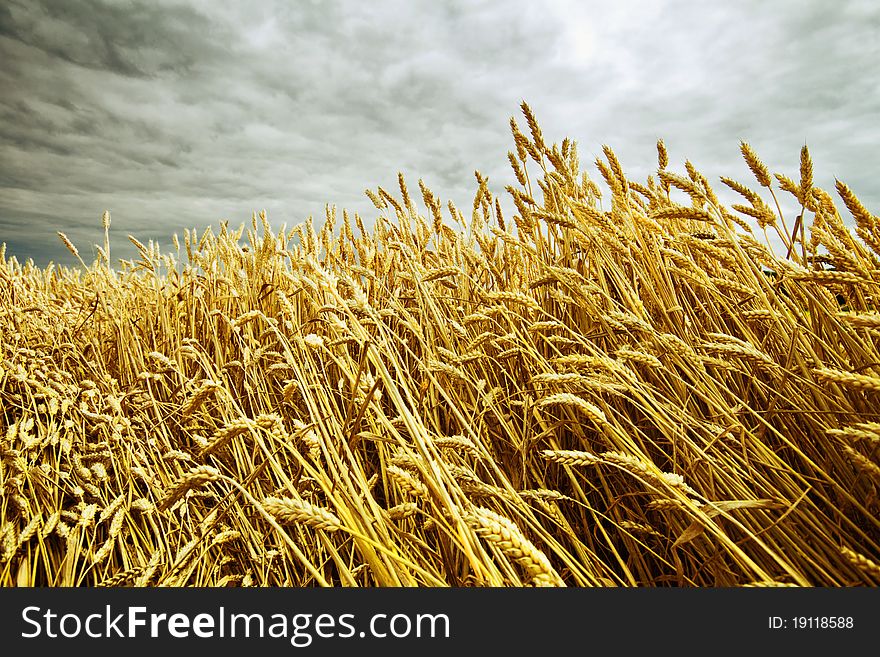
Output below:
[1,0,878,267]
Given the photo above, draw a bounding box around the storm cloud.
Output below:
[0,0,877,266]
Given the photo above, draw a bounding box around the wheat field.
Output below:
[2,104,879,587]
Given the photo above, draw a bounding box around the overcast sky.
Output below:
[1,0,878,267]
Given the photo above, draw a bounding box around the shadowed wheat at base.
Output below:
[1,102,879,587]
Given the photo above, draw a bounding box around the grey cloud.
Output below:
[0,0,877,268]
[0,0,217,77]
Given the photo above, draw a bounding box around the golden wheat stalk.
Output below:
[840,546,880,579]
[97,565,146,588]
[541,449,602,467]
[814,367,880,394]
[386,465,429,498]
[539,393,608,425]
[465,506,564,587]
[200,418,253,456]
[157,465,223,511]
[842,445,880,480]
[262,497,343,533]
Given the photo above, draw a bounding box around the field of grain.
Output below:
[2,105,879,587]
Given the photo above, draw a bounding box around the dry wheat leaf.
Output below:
[673,499,786,548]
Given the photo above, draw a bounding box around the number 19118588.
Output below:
[769,616,854,629]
